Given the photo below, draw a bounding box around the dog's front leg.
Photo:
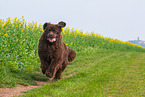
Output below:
[45,59,60,79]
[40,58,49,74]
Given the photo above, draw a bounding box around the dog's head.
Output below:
[43,21,66,43]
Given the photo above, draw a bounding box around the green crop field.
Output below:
[0,17,145,97]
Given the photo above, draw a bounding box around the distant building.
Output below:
[137,37,140,41]
[127,37,145,47]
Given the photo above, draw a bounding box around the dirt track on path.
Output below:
[0,81,48,97]
[0,74,73,97]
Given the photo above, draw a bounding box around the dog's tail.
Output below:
[68,49,76,62]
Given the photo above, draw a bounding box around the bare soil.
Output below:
[0,81,48,97]
[0,74,73,97]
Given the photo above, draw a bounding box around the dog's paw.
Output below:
[45,71,53,78]
[42,69,46,74]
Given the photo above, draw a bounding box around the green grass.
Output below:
[0,68,48,88]
[20,50,145,97]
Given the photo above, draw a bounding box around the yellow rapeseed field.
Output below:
[0,17,145,72]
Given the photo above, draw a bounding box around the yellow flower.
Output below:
[3,23,6,27]
[7,17,11,21]
[0,19,2,24]
[32,21,35,26]
[63,32,66,34]
[42,29,44,32]
[66,43,68,45]
[17,19,21,23]
[69,31,71,35]
[7,30,10,33]
[22,16,24,19]
[4,34,8,37]
[14,17,17,20]
[70,42,73,46]
[62,28,64,32]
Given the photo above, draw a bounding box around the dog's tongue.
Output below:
[49,38,56,42]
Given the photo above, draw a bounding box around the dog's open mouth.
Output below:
[47,38,56,42]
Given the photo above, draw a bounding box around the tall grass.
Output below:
[0,17,145,73]
[62,28,145,53]
[0,17,42,72]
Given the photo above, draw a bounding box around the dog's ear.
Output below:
[58,21,66,28]
[43,22,48,30]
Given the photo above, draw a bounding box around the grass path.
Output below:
[0,74,74,97]
[20,51,145,97]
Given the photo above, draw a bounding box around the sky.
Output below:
[1,0,145,41]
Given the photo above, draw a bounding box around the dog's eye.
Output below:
[55,30,60,34]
